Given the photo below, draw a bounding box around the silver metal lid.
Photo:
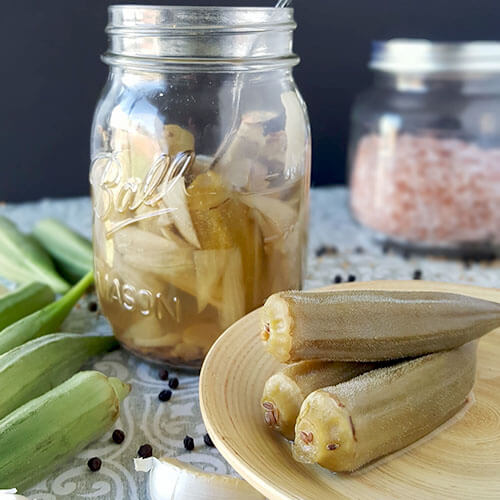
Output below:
[370,39,500,73]
[104,5,297,67]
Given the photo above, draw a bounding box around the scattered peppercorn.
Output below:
[159,389,172,402]
[382,242,390,254]
[413,270,423,280]
[204,433,215,448]
[402,250,411,260]
[88,301,98,313]
[463,259,472,269]
[354,246,365,254]
[333,275,343,284]
[138,444,153,458]
[168,377,179,389]
[158,368,169,381]
[112,429,125,444]
[315,245,338,257]
[183,435,195,451]
[87,457,102,472]
[347,274,356,282]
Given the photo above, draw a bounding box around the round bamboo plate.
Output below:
[199,280,500,500]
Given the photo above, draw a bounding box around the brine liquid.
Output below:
[93,161,307,369]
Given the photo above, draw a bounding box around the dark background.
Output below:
[2,0,500,202]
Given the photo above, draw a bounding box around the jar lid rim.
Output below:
[370,38,500,73]
[107,5,295,33]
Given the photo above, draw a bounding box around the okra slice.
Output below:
[293,343,477,472]
[261,290,500,362]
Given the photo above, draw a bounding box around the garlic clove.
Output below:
[135,457,265,500]
[0,489,29,500]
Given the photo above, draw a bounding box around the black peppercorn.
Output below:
[347,274,356,282]
[183,435,195,451]
[204,433,215,448]
[413,270,423,280]
[315,246,326,257]
[87,457,102,472]
[159,389,172,402]
[158,368,169,381]
[138,444,153,458]
[112,429,125,444]
[168,377,179,389]
[354,246,365,254]
[315,245,338,257]
[333,275,343,284]
[88,301,98,313]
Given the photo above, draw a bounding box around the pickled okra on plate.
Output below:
[261,360,378,440]
[261,289,500,362]
[293,343,477,472]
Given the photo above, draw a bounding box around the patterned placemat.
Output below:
[1,188,498,499]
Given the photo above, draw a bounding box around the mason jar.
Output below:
[348,39,500,254]
[90,6,311,369]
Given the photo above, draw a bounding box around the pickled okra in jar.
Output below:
[90,5,310,368]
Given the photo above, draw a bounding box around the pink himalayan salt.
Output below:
[350,134,500,245]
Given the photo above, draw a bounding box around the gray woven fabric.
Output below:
[0,188,498,499]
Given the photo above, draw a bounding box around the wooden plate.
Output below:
[199,281,500,500]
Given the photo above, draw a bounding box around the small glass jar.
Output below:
[348,39,500,253]
[90,6,311,369]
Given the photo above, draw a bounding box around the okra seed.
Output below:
[158,368,169,381]
[413,270,423,280]
[158,389,172,402]
[333,275,343,284]
[204,433,215,448]
[300,431,314,444]
[87,457,102,472]
[138,444,153,458]
[183,435,195,451]
[347,274,356,282]
[112,429,125,444]
[168,377,179,389]
[327,443,338,451]
[262,401,274,411]
[349,416,357,442]
[264,411,276,426]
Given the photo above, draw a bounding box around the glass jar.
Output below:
[348,39,500,254]
[90,6,311,369]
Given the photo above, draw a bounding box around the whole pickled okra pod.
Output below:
[261,360,378,440]
[293,343,477,472]
[0,282,54,331]
[261,290,500,362]
[0,271,94,355]
[0,371,130,491]
[0,333,117,420]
